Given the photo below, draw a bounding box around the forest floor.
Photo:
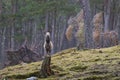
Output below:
[0,45,120,80]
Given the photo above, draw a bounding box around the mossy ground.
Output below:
[0,45,120,80]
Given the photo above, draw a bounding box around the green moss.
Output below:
[113,77,120,80]
[87,70,108,75]
[6,71,39,79]
[69,65,88,72]
[51,65,64,71]
[82,75,111,80]
[57,72,68,77]
[0,45,120,80]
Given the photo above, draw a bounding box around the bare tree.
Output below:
[10,0,18,50]
[103,0,117,31]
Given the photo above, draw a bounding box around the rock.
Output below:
[26,77,38,80]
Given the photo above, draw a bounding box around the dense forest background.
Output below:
[0,0,120,69]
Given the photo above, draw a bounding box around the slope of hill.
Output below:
[0,46,120,80]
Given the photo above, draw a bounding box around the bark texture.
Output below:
[39,55,54,78]
[81,0,93,49]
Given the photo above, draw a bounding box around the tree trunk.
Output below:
[59,17,67,51]
[118,25,120,43]
[31,20,37,50]
[45,13,49,32]
[117,15,120,42]
[0,0,2,15]
[109,0,116,30]
[39,55,54,78]
[0,28,6,69]
[0,0,2,69]
[11,0,17,50]
[51,11,56,54]
[103,0,111,32]
[81,0,93,49]
[11,26,15,50]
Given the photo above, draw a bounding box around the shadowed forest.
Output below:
[0,0,120,80]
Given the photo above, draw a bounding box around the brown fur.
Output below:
[66,11,103,42]
[66,10,118,48]
[102,31,117,47]
[92,12,103,48]
[65,25,74,41]
[92,12,118,47]
[76,9,84,23]
[93,30,118,48]
[108,31,118,46]
[93,26,102,48]
[93,12,103,25]
[66,9,84,41]
[75,22,84,42]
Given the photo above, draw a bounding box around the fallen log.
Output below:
[5,45,41,67]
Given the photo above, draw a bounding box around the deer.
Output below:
[92,12,118,48]
[66,9,118,49]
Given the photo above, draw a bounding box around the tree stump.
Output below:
[39,55,54,78]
